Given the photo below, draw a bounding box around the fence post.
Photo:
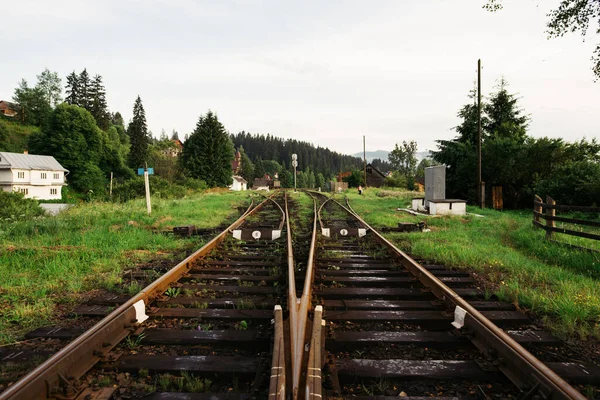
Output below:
[545,196,555,239]
[534,195,542,223]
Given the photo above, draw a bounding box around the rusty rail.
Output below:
[1,194,288,400]
[285,191,319,399]
[268,305,286,400]
[343,196,585,400]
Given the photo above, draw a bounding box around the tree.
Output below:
[78,69,91,110]
[0,123,7,151]
[127,96,150,169]
[171,130,180,141]
[181,111,234,187]
[485,0,600,79]
[28,104,106,193]
[65,71,80,105]
[238,146,255,184]
[12,79,51,126]
[388,140,418,188]
[36,68,62,107]
[90,74,110,130]
[485,78,528,142]
[315,172,325,190]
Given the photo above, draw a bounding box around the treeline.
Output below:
[230,132,365,178]
[435,78,600,208]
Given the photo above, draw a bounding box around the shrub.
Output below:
[0,191,45,222]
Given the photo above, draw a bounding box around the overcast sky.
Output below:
[2,0,598,155]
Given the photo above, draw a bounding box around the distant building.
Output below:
[164,139,183,158]
[231,151,241,174]
[0,152,68,200]
[253,173,272,190]
[0,101,18,118]
[230,175,247,191]
[365,163,386,187]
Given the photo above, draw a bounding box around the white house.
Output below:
[0,152,69,200]
[230,175,247,191]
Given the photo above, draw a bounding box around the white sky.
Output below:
[2,0,598,155]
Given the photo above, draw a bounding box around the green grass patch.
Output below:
[0,190,249,344]
[346,188,600,339]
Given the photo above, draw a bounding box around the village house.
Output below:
[0,100,18,118]
[164,139,183,158]
[230,175,247,191]
[0,152,68,200]
[365,163,386,187]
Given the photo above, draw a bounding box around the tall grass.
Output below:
[346,188,600,339]
[0,190,248,344]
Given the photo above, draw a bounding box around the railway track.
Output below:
[1,190,598,399]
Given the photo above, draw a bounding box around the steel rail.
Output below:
[305,305,323,400]
[285,191,319,399]
[1,194,285,400]
[341,196,585,400]
[268,305,286,400]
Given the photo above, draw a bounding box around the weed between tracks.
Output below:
[346,188,600,339]
[0,191,248,344]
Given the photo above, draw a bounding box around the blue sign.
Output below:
[137,168,154,175]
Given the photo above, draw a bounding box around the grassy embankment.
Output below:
[0,190,250,344]
[0,118,36,153]
[345,188,600,339]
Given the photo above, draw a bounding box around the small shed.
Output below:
[365,163,386,187]
[230,175,247,191]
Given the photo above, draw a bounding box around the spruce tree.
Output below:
[181,111,234,187]
[78,69,91,110]
[238,146,255,184]
[127,96,150,168]
[484,78,528,142]
[65,71,80,105]
[90,75,110,130]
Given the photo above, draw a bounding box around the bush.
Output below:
[0,191,45,222]
[111,176,199,202]
[383,172,407,188]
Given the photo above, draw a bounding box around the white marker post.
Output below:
[139,166,153,215]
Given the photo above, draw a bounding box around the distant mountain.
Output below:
[352,150,433,163]
[352,150,389,163]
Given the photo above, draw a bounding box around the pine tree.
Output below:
[485,78,528,142]
[238,146,255,184]
[181,111,234,187]
[171,130,179,141]
[127,96,150,168]
[90,75,110,130]
[78,69,91,110]
[65,71,80,105]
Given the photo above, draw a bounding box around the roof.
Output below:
[0,152,69,172]
[0,100,17,108]
[233,175,247,184]
[366,163,386,178]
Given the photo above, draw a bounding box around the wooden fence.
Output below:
[533,195,600,241]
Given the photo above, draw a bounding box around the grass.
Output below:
[0,189,249,344]
[346,187,600,339]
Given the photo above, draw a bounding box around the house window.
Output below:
[19,188,29,195]
[366,167,372,173]
[50,188,57,195]
[54,173,60,179]
[17,172,25,179]
[41,172,47,179]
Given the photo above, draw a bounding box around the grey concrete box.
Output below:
[425,165,445,206]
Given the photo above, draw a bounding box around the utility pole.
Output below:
[292,154,298,192]
[109,172,113,197]
[477,59,484,209]
[363,135,367,188]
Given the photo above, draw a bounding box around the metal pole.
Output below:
[294,166,296,192]
[363,135,367,187]
[109,172,113,197]
[477,59,483,208]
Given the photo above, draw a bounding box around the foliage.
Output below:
[111,176,190,202]
[12,79,52,127]
[0,191,247,344]
[0,118,39,152]
[127,96,150,169]
[0,191,45,222]
[432,79,596,208]
[28,104,107,193]
[485,0,600,79]
[388,140,417,189]
[36,68,62,107]
[238,146,254,184]
[383,171,407,188]
[342,169,365,188]
[148,136,181,183]
[231,131,364,178]
[182,111,234,187]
